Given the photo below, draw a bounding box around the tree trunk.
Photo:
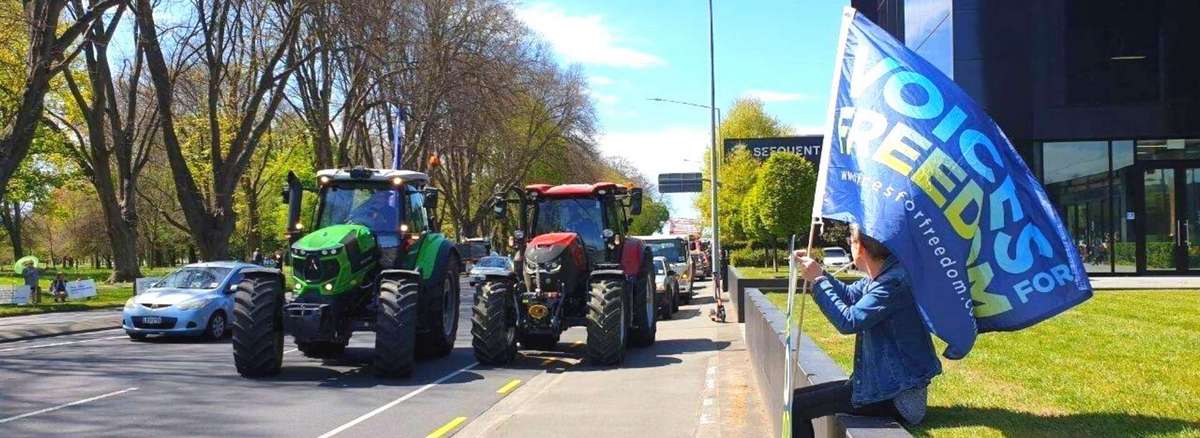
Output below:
[3,202,23,260]
[241,177,261,256]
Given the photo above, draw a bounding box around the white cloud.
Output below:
[517,4,665,68]
[589,75,615,86]
[586,89,619,105]
[598,127,709,218]
[742,89,811,103]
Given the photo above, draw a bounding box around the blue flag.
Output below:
[391,105,407,170]
[813,8,1092,359]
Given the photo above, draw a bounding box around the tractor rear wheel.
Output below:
[629,266,657,348]
[472,281,517,364]
[232,274,284,377]
[374,277,418,377]
[297,341,346,359]
[586,278,627,365]
[419,260,461,358]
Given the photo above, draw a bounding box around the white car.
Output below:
[822,247,853,270]
[469,255,514,280]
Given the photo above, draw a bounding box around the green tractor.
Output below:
[232,167,462,378]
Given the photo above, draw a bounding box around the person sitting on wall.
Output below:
[791,224,941,437]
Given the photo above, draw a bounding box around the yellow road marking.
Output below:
[496,379,523,395]
[427,417,467,438]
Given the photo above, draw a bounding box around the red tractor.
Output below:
[471,183,657,365]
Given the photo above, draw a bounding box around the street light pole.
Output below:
[706,0,723,317]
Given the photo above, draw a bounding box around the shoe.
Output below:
[893,386,927,425]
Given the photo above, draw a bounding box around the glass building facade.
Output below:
[852,0,1200,274]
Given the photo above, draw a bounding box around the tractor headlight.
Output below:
[542,261,562,273]
[177,297,211,310]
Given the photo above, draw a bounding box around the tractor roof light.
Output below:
[392,176,405,186]
[318,175,332,186]
[602,229,615,239]
[324,283,333,291]
[295,222,304,230]
[400,224,410,233]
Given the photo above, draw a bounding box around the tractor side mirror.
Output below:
[492,196,507,219]
[424,189,439,210]
[285,172,304,240]
[629,188,643,216]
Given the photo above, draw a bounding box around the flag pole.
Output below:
[781,218,822,438]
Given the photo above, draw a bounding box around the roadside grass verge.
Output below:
[765,289,1200,437]
[735,265,864,283]
[0,267,173,317]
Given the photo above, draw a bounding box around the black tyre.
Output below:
[671,282,681,314]
[629,264,657,348]
[374,277,419,377]
[418,259,461,358]
[205,310,228,340]
[586,278,627,365]
[297,341,346,359]
[232,274,284,377]
[472,281,517,364]
[127,331,147,341]
[658,282,673,320]
[519,333,560,351]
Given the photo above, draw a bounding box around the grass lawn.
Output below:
[0,267,174,318]
[735,265,865,283]
[765,289,1200,437]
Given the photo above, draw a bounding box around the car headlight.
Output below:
[124,298,137,310]
[176,297,211,310]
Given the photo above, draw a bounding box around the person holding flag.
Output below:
[790,224,940,437]
[781,6,1092,436]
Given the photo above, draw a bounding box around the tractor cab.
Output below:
[524,183,640,267]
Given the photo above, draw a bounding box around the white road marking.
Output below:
[0,387,138,424]
[284,348,298,354]
[0,335,127,353]
[318,362,480,438]
[698,356,720,425]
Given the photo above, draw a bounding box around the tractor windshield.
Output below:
[533,197,604,252]
[319,185,400,244]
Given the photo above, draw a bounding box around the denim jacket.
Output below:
[811,256,941,406]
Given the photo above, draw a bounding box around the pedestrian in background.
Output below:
[22,263,40,304]
[251,248,264,265]
[50,272,68,303]
[790,224,941,437]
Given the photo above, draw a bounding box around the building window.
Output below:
[1042,141,1112,273]
[904,0,953,79]
[1065,0,1161,105]
[1135,139,1200,161]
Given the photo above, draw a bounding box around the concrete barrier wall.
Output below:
[744,287,912,438]
[727,266,787,323]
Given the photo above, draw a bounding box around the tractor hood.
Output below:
[526,232,578,264]
[293,224,374,252]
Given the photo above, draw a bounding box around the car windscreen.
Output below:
[476,257,509,269]
[646,241,686,263]
[319,185,399,238]
[824,248,846,258]
[533,197,604,252]
[156,267,232,290]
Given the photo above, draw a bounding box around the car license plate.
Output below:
[143,316,162,324]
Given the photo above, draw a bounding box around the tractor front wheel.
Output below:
[374,277,419,377]
[586,278,627,365]
[472,281,517,364]
[232,274,284,377]
[629,265,657,348]
[419,260,461,358]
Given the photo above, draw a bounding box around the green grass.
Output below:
[735,266,864,283]
[0,267,173,318]
[765,289,1200,437]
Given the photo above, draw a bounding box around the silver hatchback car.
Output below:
[122,261,257,340]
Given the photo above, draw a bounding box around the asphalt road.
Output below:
[0,278,735,438]
[0,277,550,438]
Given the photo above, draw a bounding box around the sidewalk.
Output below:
[457,286,769,438]
[0,309,122,342]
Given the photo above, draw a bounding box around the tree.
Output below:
[694,97,788,240]
[0,0,120,202]
[135,0,309,260]
[48,2,156,281]
[628,200,669,235]
[745,152,817,270]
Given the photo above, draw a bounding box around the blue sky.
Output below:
[515,1,847,219]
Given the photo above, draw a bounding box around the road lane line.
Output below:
[284,348,298,354]
[496,379,522,395]
[426,416,467,438]
[318,362,479,438]
[0,335,127,353]
[0,387,138,424]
